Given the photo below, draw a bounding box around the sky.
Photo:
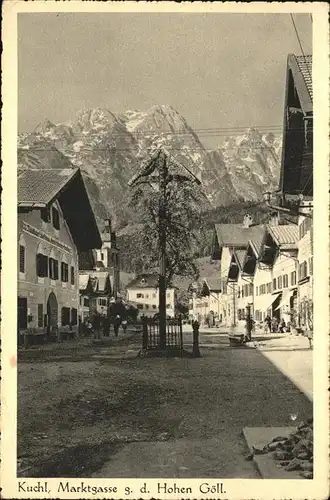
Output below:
[18,13,312,148]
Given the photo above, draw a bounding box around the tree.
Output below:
[128,150,204,286]
[128,148,205,347]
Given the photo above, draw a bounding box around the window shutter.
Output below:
[54,260,59,280]
[71,266,75,285]
[36,253,41,277]
[52,208,60,230]
[19,245,25,273]
[61,262,65,282]
[37,304,43,327]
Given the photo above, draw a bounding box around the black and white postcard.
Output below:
[1,1,329,499]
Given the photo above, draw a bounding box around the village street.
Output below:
[18,329,312,478]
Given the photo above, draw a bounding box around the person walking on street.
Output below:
[114,315,121,337]
[122,318,128,334]
[265,315,271,334]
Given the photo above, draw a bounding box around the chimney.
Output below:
[243,214,253,228]
[269,211,280,226]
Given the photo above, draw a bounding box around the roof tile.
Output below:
[18,168,78,205]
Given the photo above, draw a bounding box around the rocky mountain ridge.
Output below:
[18,105,282,228]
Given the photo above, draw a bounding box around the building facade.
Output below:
[17,168,101,344]
[126,274,176,318]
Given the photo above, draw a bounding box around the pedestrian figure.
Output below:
[279,318,286,333]
[272,316,279,333]
[265,315,271,334]
[122,319,128,334]
[114,315,121,337]
[93,314,101,339]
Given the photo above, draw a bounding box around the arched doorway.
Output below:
[46,292,58,339]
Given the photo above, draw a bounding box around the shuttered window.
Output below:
[283,274,289,288]
[37,304,43,327]
[19,245,25,273]
[49,258,59,280]
[291,271,297,286]
[61,307,70,326]
[71,308,78,326]
[41,208,51,223]
[52,207,60,230]
[70,266,75,285]
[277,276,283,289]
[61,262,69,282]
[36,253,48,277]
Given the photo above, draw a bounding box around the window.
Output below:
[255,287,258,296]
[309,257,313,275]
[152,305,157,309]
[61,262,69,282]
[291,271,297,286]
[237,287,241,298]
[49,258,59,280]
[37,304,43,327]
[71,308,78,326]
[273,278,277,291]
[249,283,253,296]
[136,293,144,299]
[98,298,107,306]
[299,261,308,281]
[19,245,25,273]
[299,217,312,240]
[36,253,48,277]
[101,252,104,260]
[61,307,70,326]
[41,207,51,223]
[145,304,149,309]
[145,294,149,299]
[283,274,288,288]
[266,282,272,294]
[152,293,157,298]
[277,276,283,289]
[242,287,245,298]
[83,297,89,307]
[137,304,143,309]
[166,304,171,309]
[52,207,60,230]
[70,266,75,285]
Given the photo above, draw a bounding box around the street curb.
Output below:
[243,427,302,479]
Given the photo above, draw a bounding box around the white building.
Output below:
[211,215,264,328]
[257,224,298,326]
[126,273,176,318]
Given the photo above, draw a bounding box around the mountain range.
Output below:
[18,104,282,229]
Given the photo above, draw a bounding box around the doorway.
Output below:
[46,292,58,339]
[18,297,27,344]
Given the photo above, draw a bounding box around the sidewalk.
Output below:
[246,335,313,401]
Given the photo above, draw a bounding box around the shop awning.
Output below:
[263,292,282,311]
[274,289,296,311]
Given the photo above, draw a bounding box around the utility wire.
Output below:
[290,13,313,86]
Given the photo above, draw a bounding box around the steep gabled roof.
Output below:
[204,276,222,293]
[18,168,78,207]
[280,54,313,197]
[232,249,246,271]
[18,168,102,251]
[288,54,313,114]
[126,273,159,289]
[266,224,299,247]
[214,224,264,248]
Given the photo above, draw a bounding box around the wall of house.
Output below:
[18,200,79,338]
[236,275,253,329]
[218,247,233,326]
[127,287,175,317]
[297,211,313,330]
[254,265,273,324]
[271,252,297,323]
